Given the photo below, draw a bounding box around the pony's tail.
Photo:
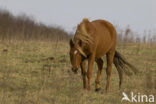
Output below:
[113,51,138,88]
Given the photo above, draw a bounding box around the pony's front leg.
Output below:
[87,54,95,90]
[80,60,87,90]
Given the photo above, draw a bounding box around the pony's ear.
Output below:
[69,39,74,47]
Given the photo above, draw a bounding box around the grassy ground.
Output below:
[0,40,155,104]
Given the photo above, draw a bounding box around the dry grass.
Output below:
[0,40,155,104]
[0,8,155,104]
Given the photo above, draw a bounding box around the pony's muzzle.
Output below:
[72,68,78,74]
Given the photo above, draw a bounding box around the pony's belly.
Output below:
[95,43,112,58]
[95,50,107,58]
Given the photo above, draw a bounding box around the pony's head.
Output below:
[69,18,94,73]
[69,39,85,74]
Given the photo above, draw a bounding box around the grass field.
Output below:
[0,40,155,104]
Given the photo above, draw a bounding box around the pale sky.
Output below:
[0,0,156,35]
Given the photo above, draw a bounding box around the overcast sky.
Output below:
[0,0,156,35]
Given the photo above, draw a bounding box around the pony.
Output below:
[69,18,138,91]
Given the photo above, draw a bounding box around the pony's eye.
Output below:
[74,50,78,55]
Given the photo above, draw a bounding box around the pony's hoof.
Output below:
[95,88,101,92]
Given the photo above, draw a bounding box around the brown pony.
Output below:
[69,18,138,91]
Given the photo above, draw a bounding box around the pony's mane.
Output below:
[73,18,93,45]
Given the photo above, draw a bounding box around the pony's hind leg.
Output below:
[106,50,115,92]
[95,58,103,91]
